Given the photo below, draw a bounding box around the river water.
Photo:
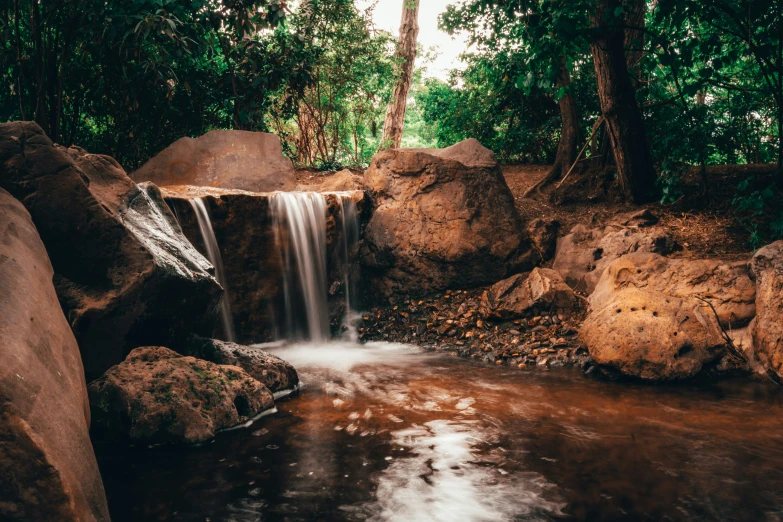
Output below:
[95,342,783,522]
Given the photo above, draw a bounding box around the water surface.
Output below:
[95,342,783,521]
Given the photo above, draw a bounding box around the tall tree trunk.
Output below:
[590,0,657,203]
[380,0,420,150]
[522,65,581,198]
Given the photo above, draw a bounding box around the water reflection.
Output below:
[95,342,783,522]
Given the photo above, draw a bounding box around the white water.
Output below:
[338,195,361,341]
[188,198,236,342]
[272,192,330,341]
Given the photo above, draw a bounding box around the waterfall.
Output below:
[188,198,236,343]
[338,195,360,341]
[272,192,330,342]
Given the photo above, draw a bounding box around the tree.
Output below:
[590,0,658,203]
[381,0,420,149]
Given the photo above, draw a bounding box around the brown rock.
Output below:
[132,129,296,192]
[750,241,783,378]
[0,122,222,379]
[527,218,560,262]
[88,347,274,445]
[362,139,534,299]
[552,222,677,294]
[590,252,755,328]
[0,189,109,521]
[581,287,727,380]
[184,336,299,393]
[304,169,366,192]
[480,268,584,320]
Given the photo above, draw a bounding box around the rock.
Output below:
[0,122,222,379]
[304,169,366,192]
[362,139,534,299]
[581,286,727,380]
[88,347,274,445]
[750,241,783,378]
[132,129,296,192]
[611,208,659,227]
[0,188,109,521]
[527,218,560,262]
[589,252,755,328]
[552,222,678,294]
[184,336,299,393]
[480,268,584,320]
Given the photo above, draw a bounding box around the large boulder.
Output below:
[589,252,756,328]
[580,254,732,380]
[480,268,584,320]
[361,139,534,299]
[0,189,109,521]
[552,221,678,295]
[132,130,296,192]
[88,347,274,445]
[0,121,222,380]
[184,336,299,393]
[750,241,783,378]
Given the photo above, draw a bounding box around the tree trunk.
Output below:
[590,0,657,203]
[522,65,581,198]
[380,0,420,150]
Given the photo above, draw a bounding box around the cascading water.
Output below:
[188,198,236,342]
[272,192,330,342]
[337,194,360,341]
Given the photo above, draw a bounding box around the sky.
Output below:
[356,0,470,81]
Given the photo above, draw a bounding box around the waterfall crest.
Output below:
[188,198,236,342]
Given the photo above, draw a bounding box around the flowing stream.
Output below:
[96,341,783,522]
[188,197,236,342]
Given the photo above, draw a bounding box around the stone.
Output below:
[750,241,783,378]
[0,188,109,521]
[552,222,678,294]
[304,169,366,192]
[132,129,296,192]
[480,268,584,320]
[589,252,755,328]
[184,336,299,393]
[88,347,274,445]
[0,122,222,380]
[362,139,534,299]
[581,286,727,380]
[527,218,560,262]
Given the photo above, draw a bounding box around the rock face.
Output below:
[88,347,274,445]
[527,219,560,262]
[164,186,367,342]
[0,189,109,521]
[362,139,534,299]
[581,254,731,380]
[132,130,296,192]
[750,241,783,378]
[0,122,222,380]
[589,252,755,328]
[480,268,583,320]
[552,222,678,294]
[184,336,299,393]
[303,169,366,192]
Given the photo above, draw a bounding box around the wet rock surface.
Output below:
[184,336,299,393]
[88,347,274,445]
[0,122,222,380]
[361,139,535,300]
[750,241,783,378]
[132,130,296,192]
[552,220,678,295]
[358,285,589,370]
[0,188,110,522]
